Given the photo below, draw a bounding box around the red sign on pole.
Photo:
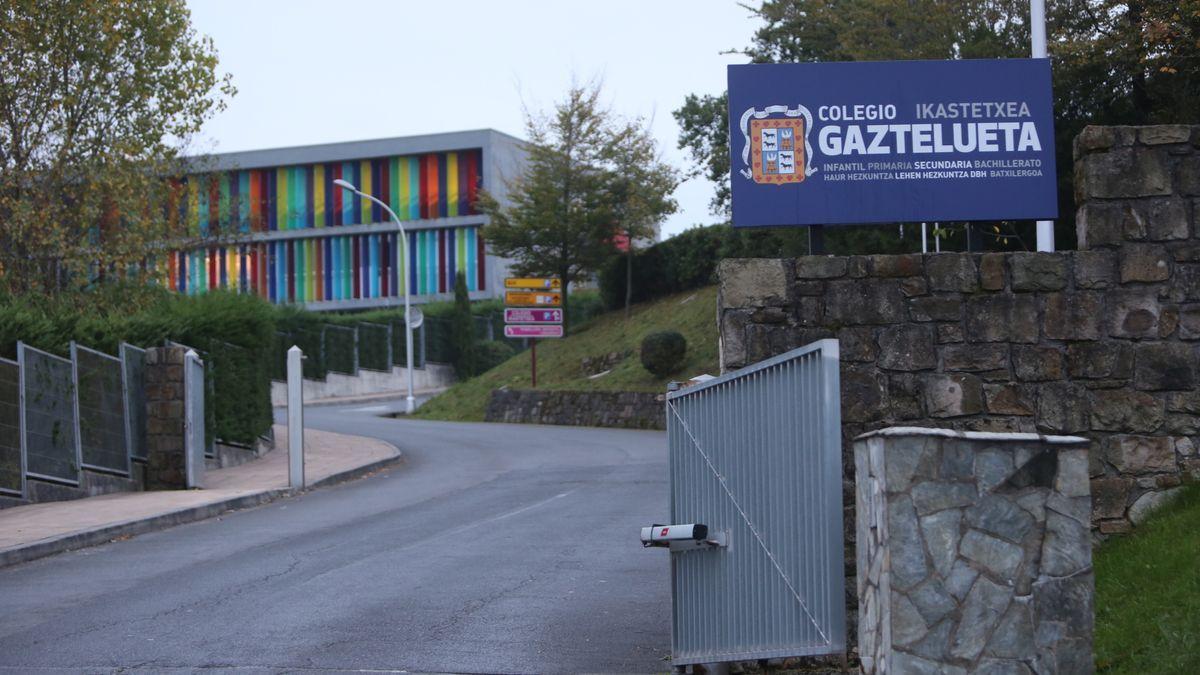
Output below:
[504,325,564,339]
[504,308,563,324]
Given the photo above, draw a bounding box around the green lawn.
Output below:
[1094,482,1200,673]
[414,286,720,422]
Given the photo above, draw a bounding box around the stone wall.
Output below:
[718,125,1200,537]
[855,428,1093,674]
[485,389,665,430]
[144,346,189,489]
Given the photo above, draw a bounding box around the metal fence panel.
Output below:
[323,325,357,375]
[391,321,426,369]
[357,322,391,372]
[121,343,148,463]
[19,343,80,485]
[0,358,23,497]
[665,339,845,665]
[72,343,130,476]
[184,350,206,488]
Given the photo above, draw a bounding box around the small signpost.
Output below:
[504,290,563,307]
[504,308,563,324]
[504,325,564,339]
[505,277,562,290]
[503,277,563,387]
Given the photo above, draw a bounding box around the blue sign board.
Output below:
[728,59,1057,227]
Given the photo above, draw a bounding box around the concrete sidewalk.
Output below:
[0,424,401,568]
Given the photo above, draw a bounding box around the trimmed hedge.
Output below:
[0,285,275,445]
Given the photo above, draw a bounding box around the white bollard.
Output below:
[287,345,305,490]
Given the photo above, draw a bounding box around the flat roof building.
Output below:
[169,129,525,310]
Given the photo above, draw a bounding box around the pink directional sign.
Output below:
[504,308,563,324]
[504,325,564,339]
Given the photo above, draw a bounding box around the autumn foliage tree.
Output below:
[0,0,234,295]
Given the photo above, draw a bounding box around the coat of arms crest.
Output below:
[738,105,817,185]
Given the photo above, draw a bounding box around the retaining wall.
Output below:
[485,389,665,430]
[718,124,1200,536]
[270,363,455,405]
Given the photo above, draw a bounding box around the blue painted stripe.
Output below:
[466,227,477,292]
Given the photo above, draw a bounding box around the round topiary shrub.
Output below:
[640,330,687,377]
[473,340,516,376]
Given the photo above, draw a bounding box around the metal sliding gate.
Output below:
[664,339,845,666]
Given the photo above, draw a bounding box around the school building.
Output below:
[168,129,525,310]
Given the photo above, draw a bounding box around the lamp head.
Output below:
[333,178,358,193]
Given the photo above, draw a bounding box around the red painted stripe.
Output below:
[332,163,343,226]
[465,151,479,214]
[208,248,216,290]
[426,155,440,218]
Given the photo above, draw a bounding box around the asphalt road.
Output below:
[0,400,672,673]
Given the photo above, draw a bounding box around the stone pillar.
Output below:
[144,346,188,489]
[854,427,1094,674]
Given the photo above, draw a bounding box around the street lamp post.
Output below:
[334,178,416,414]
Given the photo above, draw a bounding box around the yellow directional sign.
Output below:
[505,290,562,307]
[505,277,561,290]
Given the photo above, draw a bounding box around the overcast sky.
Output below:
[185,0,759,238]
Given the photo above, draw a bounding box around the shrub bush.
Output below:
[640,330,688,377]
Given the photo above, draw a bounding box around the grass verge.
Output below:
[1094,482,1200,673]
[414,286,720,422]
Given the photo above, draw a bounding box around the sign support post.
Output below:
[1031,0,1055,252]
[531,340,537,388]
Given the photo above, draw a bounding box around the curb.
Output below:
[0,448,404,570]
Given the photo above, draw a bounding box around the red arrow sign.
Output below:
[504,325,564,339]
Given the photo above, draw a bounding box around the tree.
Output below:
[674,0,1199,251]
[604,119,680,317]
[479,82,678,332]
[449,271,476,379]
[0,0,234,295]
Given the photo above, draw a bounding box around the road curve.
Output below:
[0,400,672,673]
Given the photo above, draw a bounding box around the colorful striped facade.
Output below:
[167,131,523,309]
[179,150,483,236]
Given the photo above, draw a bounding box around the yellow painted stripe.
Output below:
[360,160,372,223]
[276,167,289,231]
[313,164,325,227]
[447,153,459,217]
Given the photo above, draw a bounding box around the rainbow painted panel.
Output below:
[181,150,483,235]
[166,226,486,304]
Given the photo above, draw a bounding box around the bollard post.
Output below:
[287,345,305,490]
